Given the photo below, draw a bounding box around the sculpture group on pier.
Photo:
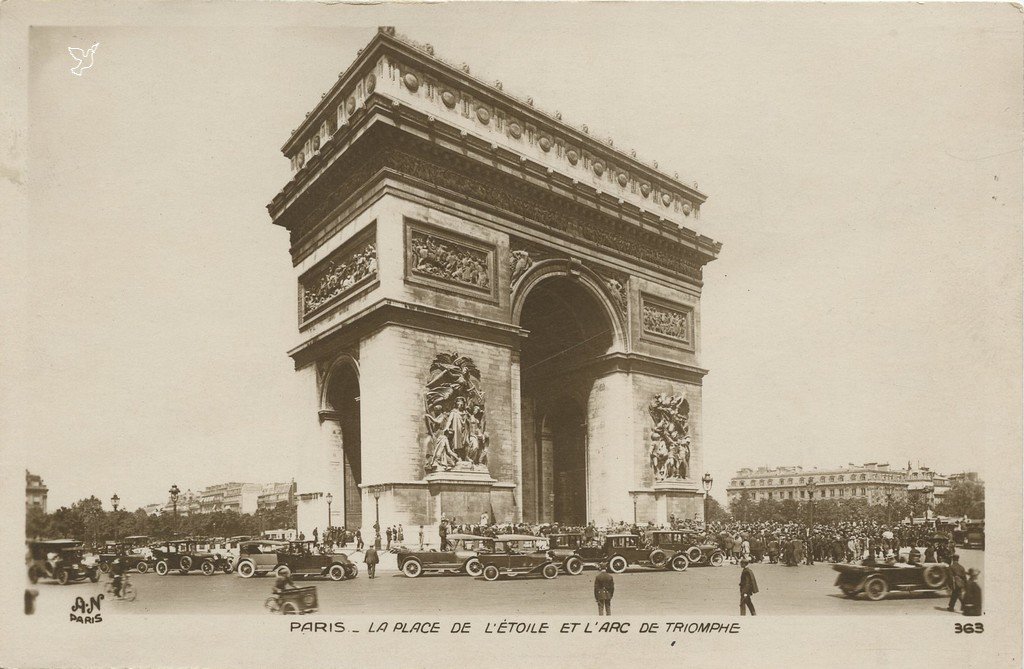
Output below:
[423,352,490,473]
[649,393,691,481]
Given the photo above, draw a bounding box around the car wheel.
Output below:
[344,564,358,579]
[264,596,280,613]
[136,561,148,574]
[923,565,947,588]
[201,560,215,576]
[237,561,255,578]
[99,562,111,574]
[281,601,299,615]
[155,561,168,576]
[329,565,345,581]
[464,558,483,577]
[89,569,100,583]
[686,547,703,563]
[542,563,558,580]
[608,556,627,574]
[179,556,193,571]
[649,550,668,568]
[671,555,690,572]
[56,569,70,585]
[223,563,234,574]
[277,566,291,579]
[483,565,500,581]
[564,557,584,575]
[402,560,423,578]
[710,552,726,567]
[28,566,40,584]
[864,576,889,601]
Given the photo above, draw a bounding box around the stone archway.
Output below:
[517,271,619,525]
[320,356,362,530]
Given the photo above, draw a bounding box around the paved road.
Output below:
[49,549,983,616]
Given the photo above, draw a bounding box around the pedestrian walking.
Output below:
[739,559,758,616]
[594,565,615,616]
[374,532,382,550]
[355,529,364,550]
[947,554,967,612]
[386,526,393,550]
[364,546,379,579]
[398,524,404,543]
[312,527,319,545]
[962,569,982,616]
[418,525,425,550]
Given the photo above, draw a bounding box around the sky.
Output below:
[9,3,1022,511]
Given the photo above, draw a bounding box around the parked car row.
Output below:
[395,530,729,582]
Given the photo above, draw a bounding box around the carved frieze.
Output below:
[406,221,497,301]
[641,294,694,350]
[299,227,378,322]
[648,393,691,482]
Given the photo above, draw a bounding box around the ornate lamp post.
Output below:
[325,492,333,531]
[110,493,120,541]
[169,484,181,535]
[371,486,381,538]
[701,473,713,526]
[807,479,817,528]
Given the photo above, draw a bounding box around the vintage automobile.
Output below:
[151,539,233,576]
[544,533,594,575]
[397,533,490,578]
[276,541,359,581]
[833,560,950,601]
[682,542,727,567]
[27,539,100,585]
[646,531,694,571]
[97,535,155,574]
[265,585,319,615]
[591,533,690,573]
[475,535,559,581]
[235,540,290,578]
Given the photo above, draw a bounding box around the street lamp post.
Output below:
[371,486,381,539]
[807,479,817,529]
[169,484,181,536]
[325,492,333,532]
[701,473,713,526]
[111,493,120,541]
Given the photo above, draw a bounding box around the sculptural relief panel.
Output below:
[298,225,378,323]
[422,352,491,475]
[648,393,691,482]
[640,294,694,351]
[405,220,498,302]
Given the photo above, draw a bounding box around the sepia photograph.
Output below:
[1,2,1020,667]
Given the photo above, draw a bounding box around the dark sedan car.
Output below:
[476,535,559,581]
[27,540,100,585]
[833,560,950,600]
[397,534,489,578]
[152,540,232,576]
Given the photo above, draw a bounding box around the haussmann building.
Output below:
[266,28,722,536]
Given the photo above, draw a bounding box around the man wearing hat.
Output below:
[961,569,982,616]
[739,558,758,616]
[594,563,615,616]
[947,554,968,612]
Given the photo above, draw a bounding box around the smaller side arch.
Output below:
[319,353,360,413]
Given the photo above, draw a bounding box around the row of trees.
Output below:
[725,480,984,525]
[26,496,297,544]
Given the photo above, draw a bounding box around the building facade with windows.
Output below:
[26,471,48,513]
[726,462,910,506]
[257,481,296,512]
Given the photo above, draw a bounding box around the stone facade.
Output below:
[268,28,721,535]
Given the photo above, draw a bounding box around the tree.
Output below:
[936,480,985,519]
[730,490,754,522]
[705,494,731,523]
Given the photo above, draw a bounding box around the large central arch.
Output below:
[517,266,621,525]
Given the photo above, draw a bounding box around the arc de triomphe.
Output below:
[267,28,722,537]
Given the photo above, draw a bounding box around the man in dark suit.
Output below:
[739,559,758,616]
[947,554,968,612]
[594,565,614,616]
[364,546,379,579]
[962,569,982,616]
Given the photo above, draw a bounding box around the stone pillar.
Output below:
[318,413,346,529]
[587,371,634,524]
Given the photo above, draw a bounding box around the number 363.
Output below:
[954,623,984,634]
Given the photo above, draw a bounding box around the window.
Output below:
[829,476,835,482]
[799,477,805,484]
[788,491,793,499]
[800,490,805,498]
[838,475,844,482]
[830,489,835,497]
[839,488,844,496]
